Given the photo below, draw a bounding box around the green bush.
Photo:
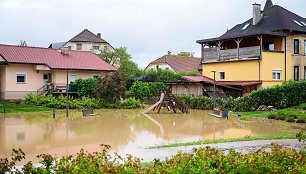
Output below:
[142,69,198,82]
[74,78,97,98]
[296,118,306,123]
[234,80,306,111]
[267,113,277,119]
[25,94,144,109]
[286,117,295,122]
[177,95,227,110]
[128,81,165,100]
[1,145,305,173]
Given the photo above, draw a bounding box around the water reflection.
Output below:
[0,109,304,164]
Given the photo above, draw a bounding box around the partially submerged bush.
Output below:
[25,94,144,109]
[1,144,305,173]
[286,117,296,122]
[296,118,306,123]
[267,113,277,119]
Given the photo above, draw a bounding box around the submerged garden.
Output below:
[1,49,306,173]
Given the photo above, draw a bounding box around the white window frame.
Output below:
[69,74,78,83]
[16,72,27,84]
[93,45,100,50]
[219,71,225,80]
[92,75,99,80]
[76,44,82,50]
[272,70,282,81]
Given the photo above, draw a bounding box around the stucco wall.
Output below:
[0,64,112,100]
[64,42,114,54]
[202,60,260,81]
[146,63,175,72]
[286,35,306,80]
[52,70,107,84]
[0,66,6,99]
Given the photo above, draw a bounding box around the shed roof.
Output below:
[0,44,116,71]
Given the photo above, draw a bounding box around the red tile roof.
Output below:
[182,76,262,87]
[217,81,262,87]
[182,76,214,83]
[0,44,116,71]
[147,55,201,73]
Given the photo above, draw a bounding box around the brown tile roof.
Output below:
[69,29,108,43]
[148,55,201,73]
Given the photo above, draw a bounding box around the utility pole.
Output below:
[211,71,216,109]
[66,68,69,118]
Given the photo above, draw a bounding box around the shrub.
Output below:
[286,117,295,122]
[74,78,97,98]
[234,80,306,111]
[128,81,165,100]
[1,145,305,173]
[177,95,227,110]
[142,69,198,82]
[296,118,306,123]
[95,71,126,102]
[25,94,144,109]
[267,114,277,119]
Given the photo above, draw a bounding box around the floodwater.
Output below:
[0,109,304,164]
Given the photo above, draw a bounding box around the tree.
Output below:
[116,47,142,86]
[98,49,120,67]
[95,71,126,102]
[178,52,194,57]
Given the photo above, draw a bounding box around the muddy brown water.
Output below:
[0,109,304,164]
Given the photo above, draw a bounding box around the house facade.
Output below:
[49,29,115,54]
[0,44,116,100]
[197,0,306,93]
[145,54,202,74]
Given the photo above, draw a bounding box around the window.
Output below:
[93,45,100,50]
[304,40,306,54]
[304,66,306,80]
[294,39,299,54]
[301,21,306,26]
[93,75,99,80]
[104,46,108,50]
[242,23,250,30]
[76,44,82,50]
[69,75,78,83]
[272,70,281,80]
[16,73,26,83]
[293,20,303,27]
[219,72,225,80]
[67,46,72,50]
[294,66,299,81]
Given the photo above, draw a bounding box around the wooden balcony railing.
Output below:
[203,46,261,63]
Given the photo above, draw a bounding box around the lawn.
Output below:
[0,103,51,114]
[236,103,306,119]
[148,134,300,149]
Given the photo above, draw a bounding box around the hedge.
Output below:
[1,144,305,173]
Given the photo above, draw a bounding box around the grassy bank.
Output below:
[0,103,51,114]
[149,134,297,149]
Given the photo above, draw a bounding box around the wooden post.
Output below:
[201,43,204,62]
[216,41,223,61]
[234,38,243,59]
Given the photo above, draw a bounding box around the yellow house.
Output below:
[197,0,306,93]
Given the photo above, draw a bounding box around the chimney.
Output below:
[60,47,69,55]
[97,33,101,38]
[252,3,262,25]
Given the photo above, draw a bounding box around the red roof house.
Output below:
[0,44,116,100]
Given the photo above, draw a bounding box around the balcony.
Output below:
[203,46,261,63]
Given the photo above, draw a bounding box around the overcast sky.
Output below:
[0,0,305,68]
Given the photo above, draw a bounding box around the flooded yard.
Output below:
[0,109,304,163]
